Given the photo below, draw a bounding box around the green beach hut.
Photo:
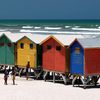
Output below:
[0,33,24,66]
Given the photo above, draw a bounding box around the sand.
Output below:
[0,74,99,100]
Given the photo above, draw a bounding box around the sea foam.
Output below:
[44,27,62,30]
[72,28,100,31]
[20,29,100,35]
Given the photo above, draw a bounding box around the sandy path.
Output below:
[0,74,99,100]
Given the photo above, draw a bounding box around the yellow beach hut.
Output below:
[16,33,49,69]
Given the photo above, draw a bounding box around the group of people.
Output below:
[4,62,30,85]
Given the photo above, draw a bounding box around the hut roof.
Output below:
[53,35,85,46]
[0,32,11,37]
[0,33,25,43]
[15,33,50,44]
[40,34,85,46]
[76,38,100,48]
[24,33,50,44]
[1,32,50,44]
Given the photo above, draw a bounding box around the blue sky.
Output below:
[0,0,100,19]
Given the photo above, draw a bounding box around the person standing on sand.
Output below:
[12,66,16,85]
[4,66,9,85]
[25,62,30,80]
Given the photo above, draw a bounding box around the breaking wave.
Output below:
[22,26,33,29]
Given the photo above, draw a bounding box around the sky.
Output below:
[0,0,100,19]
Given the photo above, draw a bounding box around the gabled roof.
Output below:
[24,33,50,44]
[40,35,64,47]
[0,33,25,43]
[0,32,50,44]
[76,38,100,48]
[40,34,85,46]
[16,33,50,44]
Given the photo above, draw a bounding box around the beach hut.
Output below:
[70,38,100,88]
[40,35,85,84]
[0,33,24,67]
[16,36,37,68]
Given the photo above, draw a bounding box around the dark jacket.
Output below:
[4,69,9,77]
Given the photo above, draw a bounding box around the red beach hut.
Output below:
[40,35,84,84]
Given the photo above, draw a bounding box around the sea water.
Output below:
[0,19,100,34]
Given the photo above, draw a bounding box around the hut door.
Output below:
[70,44,84,75]
[29,52,36,68]
[6,43,14,65]
[54,42,66,72]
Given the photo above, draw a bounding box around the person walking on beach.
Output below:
[12,66,16,85]
[25,62,30,80]
[4,66,9,85]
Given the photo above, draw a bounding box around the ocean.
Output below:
[0,19,100,35]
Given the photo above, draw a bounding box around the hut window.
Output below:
[20,43,24,49]
[8,43,12,47]
[0,42,4,46]
[56,46,61,51]
[47,45,51,50]
[75,47,80,54]
[30,43,33,49]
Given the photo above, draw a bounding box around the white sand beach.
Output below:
[0,74,99,100]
